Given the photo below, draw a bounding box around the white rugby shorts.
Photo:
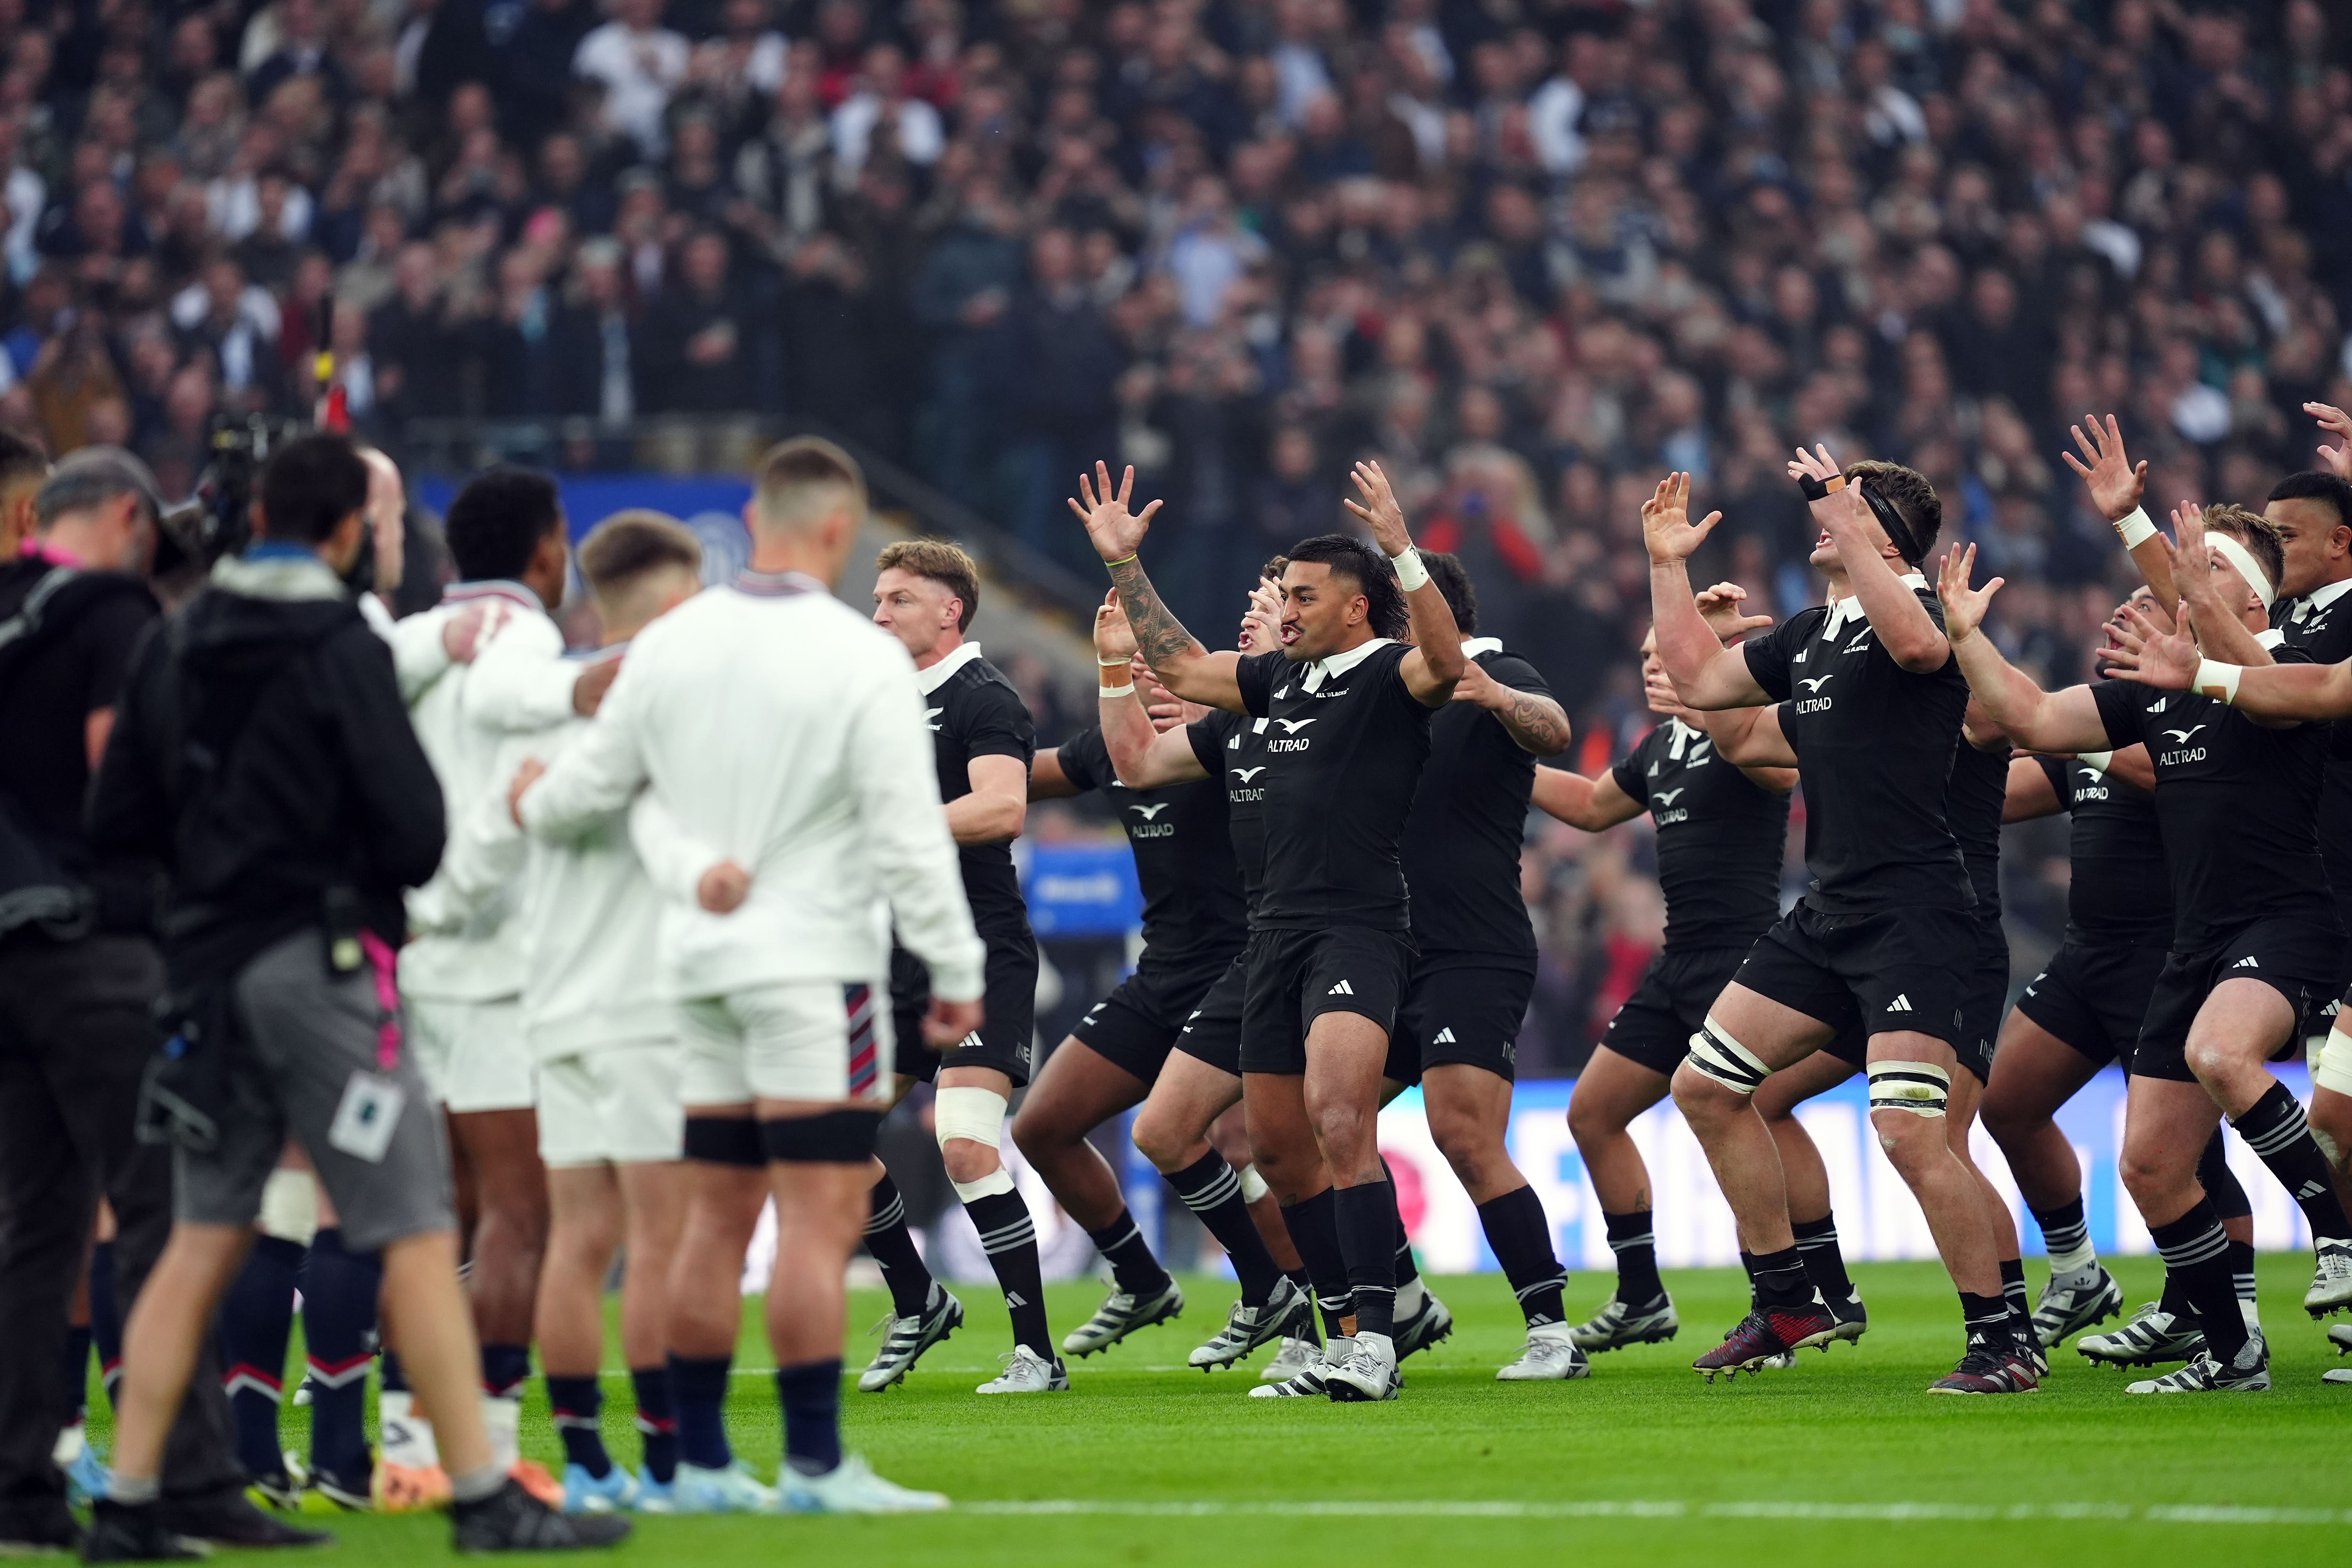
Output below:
[405,995,535,1113]
[678,978,893,1107]
[536,1041,686,1167]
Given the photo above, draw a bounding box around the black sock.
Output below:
[864,1175,937,1319]
[481,1343,532,1400]
[2232,1082,2351,1238]
[60,1323,91,1424]
[963,1188,1053,1356]
[630,1366,677,1485]
[2149,1199,2247,1362]
[1380,1158,1418,1289]
[546,1375,610,1478]
[1750,1246,1811,1311]
[2030,1196,2091,1261]
[380,1349,409,1393]
[299,1228,380,1487]
[1604,1209,1662,1305]
[1279,1189,1353,1337]
[2200,1128,2252,1220]
[1998,1256,2031,1344]
[1791,1214,1853,1301]
[2227,1238,2258,1316]
[219,1234,302,1481]
[1738,1248,1760,1309]
[668,1354,732,1471]
[1334,1181,1398,1339]
[1086,1207,1172,1298]
[89,1241,121,1406]
[1479,1186,1567,1327]
[775,1360,842,1476]
[1958,1290,2011,1345]
[1165,1152,1281,1303]
[2157,1265,2194,1321]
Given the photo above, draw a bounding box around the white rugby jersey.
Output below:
[518,569,986,1003]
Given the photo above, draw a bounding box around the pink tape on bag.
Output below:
[357,930,403,1071]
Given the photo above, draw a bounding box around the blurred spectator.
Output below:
[639,227,750,410]
[572,0,689,158]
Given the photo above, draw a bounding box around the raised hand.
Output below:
[1240,574,1283,654]
[2061,414,2148,523]
[1640,472,1722,565]
[2100,603,2197,691]
[1341,460,1411,556]
[1936,543,2003,644]
[1094,589,1139,665]
[2169,503,2213,607]
[1695,580,1773,642]
[2307,403,2352,482]
[1068,461,1163,564]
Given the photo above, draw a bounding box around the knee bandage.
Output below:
[1867,1059,1951,1118]
[935,1086,1014,1201]
[258,1167,319,1245]
[2317,1026,2352,1100]
[1686,1016,1769,1095]
[1238,1163,1270,1204]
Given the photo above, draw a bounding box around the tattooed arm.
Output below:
[1070,461,1246,713]
[1452,659,1571,755]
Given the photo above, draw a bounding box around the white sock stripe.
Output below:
[865,1194,907,1234]
[2157,1228,2229,1269]
[980,1223,1038,1254]
[1097,1221,1140,1250]
[304,1358,373,1390]
[1176,1169,1244,1211]
[2239,1106,2310,1155]
[1606,1232,1655,1253]
[552,1414,602,1432]
[1512,1273,1567,1300]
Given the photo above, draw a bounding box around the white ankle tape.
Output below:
[951,1168,1016,1202]
[1238,1163,1270,1203]
[1686,1016,1769,1095]
[1867,1059,1951,1118]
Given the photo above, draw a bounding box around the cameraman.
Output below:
[85,433,623,1558]
[0,450,289,1554]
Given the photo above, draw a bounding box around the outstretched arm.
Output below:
[1530,766,1645,832]
[2001,757,2062,824]
[1452,660,1570,755]
[2105,602,2350,724]
[1342,460,1465,706]
[1644,474,1770,710]
[1071,461,1245,712]
[1937,544,2110,753]
[1697,702,1799,786]
[1094,595,1210,786]
[1792,445,1946,672]
[2063,414,2178,616]
[2152,504,2273,668]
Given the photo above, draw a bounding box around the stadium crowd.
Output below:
[4,0,2352,1067]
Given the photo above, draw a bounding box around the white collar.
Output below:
[2292,577,2352,618]
[2256,626,2286,650]
[913,639,983,696]
[443,579,546,615]
[1459,636,1503,658]
[1663,716,1706,758]
[1302,636,1392,691]
[1820,573,1928,639]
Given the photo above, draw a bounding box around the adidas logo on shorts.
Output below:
[1328,980,1355,996]
[1434,1027,1457,1044]
[1886,995,1913,1013]
[2233,956,2261,969]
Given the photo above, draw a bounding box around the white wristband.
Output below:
[2114,506,2157,549]
[1098,682,1135,700]
[2076,749,2112,773]
[2192,658,2242,705]
[1391,547,1430,592]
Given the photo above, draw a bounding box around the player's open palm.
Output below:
[2062,414,2147,522]
[2307,402,2352,482]
[1695,581,1773,641]
[1069,461,1162,563]
[1342,460,1410,555]
[1936,544,2001,643]
[2103,603,2197,692]
[1094,590,1139,665]
[1641,472,1720,564]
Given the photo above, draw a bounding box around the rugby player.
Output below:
[862,541,1061,1395]
[1948,504,2352,1391]
[1539,607,1794,1357]
[1645,457,2027,1394]
[1074,459,1466,1403]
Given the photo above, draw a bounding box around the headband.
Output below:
[2204,530,2275,609]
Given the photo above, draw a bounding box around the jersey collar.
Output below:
[913,639,983,696]
[2256,626,2286,649]
[2288,577,2352,620]
[1820,573,1928,640]
[443,579,546,615]
[1301,635,1391,691]
[1664,716,1705,757]
[1459,636,1503,658]
[730,567,827,597]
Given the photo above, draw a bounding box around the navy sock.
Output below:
[1604,1209,1662,1304]
[1739,1248,1760,1309]
[1278,1189,1352,1337]
[630,1366,677,1484]
[1333,1181,1397,1340]
[1165,1151,1281,1303]
[864,1175,937,1319]
[89,1241,121,1406]
[481,1343,532,1400]
[1791,1214,1853,1301]
[2227,1238,2258,1312]
[299,1228,381,1488]
[60,1325,91,1423]
[963,1188,1053,1356]
[546,1375,610,1478]
[1479,1186,1568,1327]
[380,1349,410,1394]
[2030,1196,2091,1259]
[1085,1207,1172,1299]
[776,1361,842,1476]
[219,1234,303,1481]
[2200,1129,2252,1220]
[1958,1290,2011,1343]
[668,1354,733,1471]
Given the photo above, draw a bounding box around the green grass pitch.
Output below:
[85,1255,2352,1565]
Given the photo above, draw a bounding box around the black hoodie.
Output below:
[91,552,446,987]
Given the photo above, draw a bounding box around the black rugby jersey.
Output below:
[2092,648,2338,949]
[2031,754,2171,944]
[2270,581,2352,897]
[1401,641,1549,965]
[1948,736,2011,921]
[915,642,1036,940]
[1741,582,1973,914]
[1233,639,1433,932]
[1057,724,1247,970]
[1187,708,1272,913]
[1608,715,1789,950]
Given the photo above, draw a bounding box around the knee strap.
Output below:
[1867,1059,1951,1119]
[683,1116,765,1167]
[935,1086,1015,1201]
[1238,1162,1270,1204]
[1686,1016,1769,1096]
[2316,1026,2352,1100]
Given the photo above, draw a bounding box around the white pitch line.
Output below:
[958,1500,2352,1526]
